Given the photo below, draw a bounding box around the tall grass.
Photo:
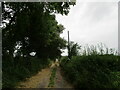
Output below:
[60,44,120,89]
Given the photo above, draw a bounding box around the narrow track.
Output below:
[17,60,73,88]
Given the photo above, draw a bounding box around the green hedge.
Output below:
[61,55,120,89]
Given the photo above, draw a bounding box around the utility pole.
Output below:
[68,31,69,46]
[68,31,70,59]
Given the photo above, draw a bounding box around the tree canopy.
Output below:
[2,2,75,59]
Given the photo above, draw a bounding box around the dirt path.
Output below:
[17,60,73,88]
[17,68,51,88]
[55,67,73,88]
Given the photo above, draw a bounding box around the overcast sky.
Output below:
[56,1,118,56]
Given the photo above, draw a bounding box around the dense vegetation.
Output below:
[3,56,50,87]
[2,2,75,88]
[61,44,120,89]
[2,2,119,89]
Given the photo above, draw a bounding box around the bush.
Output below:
[2,56,50,88]
[61,55,120,89]
[60,56,69,67]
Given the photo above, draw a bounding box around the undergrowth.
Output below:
[2,56,50,88]
[60,44,120,89]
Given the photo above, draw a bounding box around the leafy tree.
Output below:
[2,2,76,88]
[68,41,81,59]
[2,2,75,59]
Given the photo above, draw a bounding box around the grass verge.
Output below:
[48,67,57,87]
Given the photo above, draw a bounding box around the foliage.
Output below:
[61,45,120,89]
[2,2,70,59]
[60,56,69,66]
[2,2,75,88]
[2,56,50,88]
[68,41,81,59]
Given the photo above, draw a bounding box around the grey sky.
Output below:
[56,1,118,56]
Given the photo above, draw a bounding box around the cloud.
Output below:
[56,2,118,56]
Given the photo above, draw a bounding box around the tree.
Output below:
[2,2,76,88]
[2,2,75,59]
[68,41,81,59]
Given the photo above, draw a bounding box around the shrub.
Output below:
[2,56,50,88]
[61,55,120,88]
